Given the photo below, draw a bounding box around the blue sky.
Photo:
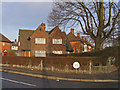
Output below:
[2,2,53,41]
[1,1,119,41]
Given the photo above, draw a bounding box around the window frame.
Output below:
[3,42,5,46]
[35,50,46,57]
[52,51,63,54]
[52,39,62,44]
[35,38,46,44]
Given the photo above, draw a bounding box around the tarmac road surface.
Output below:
[1,71,119,88]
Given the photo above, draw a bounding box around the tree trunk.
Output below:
[95,41,101,51]
[95,38,103,51]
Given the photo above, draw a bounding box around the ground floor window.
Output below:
[35,51,46,57]
[52,51,62,54]
[88,46,91,52]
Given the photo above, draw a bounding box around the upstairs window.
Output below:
[52,39,62,44]
[3,42,5,46]
[35,38,46,44]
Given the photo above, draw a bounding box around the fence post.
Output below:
[75,68,78,73]
[52,66,54,71]
[28,58,32,69]
[89,60,92,74]
[40,60,43,70]
[65,64,68,72]
[99,63,102,72]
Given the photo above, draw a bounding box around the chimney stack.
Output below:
[41,23,46,30]
[82,36,84,40]
[70,28,74,34]
[77,33,80,37]
[15,39,17,42]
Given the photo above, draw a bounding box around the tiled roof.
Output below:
[18,29,34,51]
[0,33,12,43]
[67,32,94,47]
[48,26,59,34]
[67,32,77,41]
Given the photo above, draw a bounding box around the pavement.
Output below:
[0,66,119,88]
[1,66,119,81]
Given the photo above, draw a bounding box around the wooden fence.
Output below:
[2,56,100,70]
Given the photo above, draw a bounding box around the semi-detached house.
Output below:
[18,23,94,57]
[18,23,73,57]
[67,29,94,53]
[0,33,12,56]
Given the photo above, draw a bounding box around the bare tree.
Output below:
[47,0,120,51]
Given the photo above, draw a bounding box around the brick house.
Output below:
[49,26,68,54]
[12,39,18,51]
[18,29,34,57]
[67,29,94,53]
[11,39,18,55]
[18,23,94,57]
[30,23,49,57]
[18,23,73,57]
[0,33,12,56]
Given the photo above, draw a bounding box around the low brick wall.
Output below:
[2,56,101,70]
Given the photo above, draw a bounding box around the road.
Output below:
[1,71,119,88]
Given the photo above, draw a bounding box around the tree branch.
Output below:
[103,2,113,29]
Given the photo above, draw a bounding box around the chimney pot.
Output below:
[82,36,84,40]
[15,39,17,42]
[77,33,80,37]
[41,23,46,30]
[70,28,74,34]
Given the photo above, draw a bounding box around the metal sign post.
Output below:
[73,62,80,73]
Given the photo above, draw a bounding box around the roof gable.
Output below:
[0,33,12,43]
[49,26,67,39]
[36,23,45,31]
[30,26,48,39]
[48,26,60,35]
[67,32,77,41]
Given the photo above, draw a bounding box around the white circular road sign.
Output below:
[73,62,80,69]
